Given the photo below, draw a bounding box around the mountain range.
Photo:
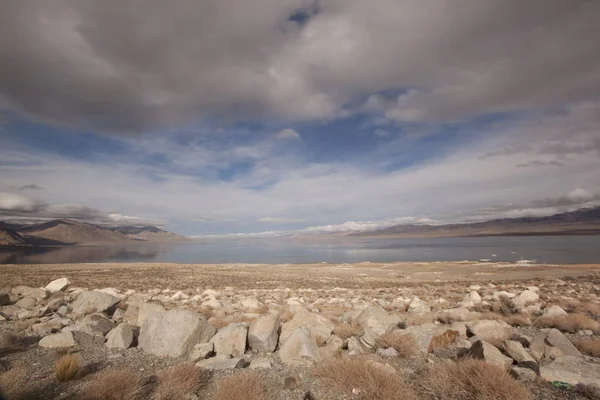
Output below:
[0,219,187,246]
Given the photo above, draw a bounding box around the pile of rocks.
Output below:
[1,278,599,388]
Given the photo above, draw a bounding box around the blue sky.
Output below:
[1,1,600,235]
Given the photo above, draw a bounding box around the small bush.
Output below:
[333,322,363,340]
[376,332,418,357]
[80,370,150,400]
[214,372,271,400]
[502,314,532,327]
[313,356,417,400]
[534,314,600,334]
[492,296,519,316]
[0,365,27,400]
[418,358,533,400]
[55,354,81,382]
[571,339,600,357]
[153,364,210,400]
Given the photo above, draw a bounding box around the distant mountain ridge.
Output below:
[0,219,187,246]
[351,207,600,238]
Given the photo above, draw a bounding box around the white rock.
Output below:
[248,313,279,352]
[240,298,261,309]
[463,339,513,368]
[171,291,189,301]
[463,291,482,304]
[45,278,70,293]
[39,331,103,348]
[355,306,403,348]
[209,323,248,357]
[71,291,121,315]
[278,327,320,366]
[249,357,272,369]
[136,302,166,327]
[408,297,431,314]
[543,305,568,318]
[540,356,600,386]
[492,291,516,300]
[188,343,214,362]
[105,324,134,349]
[279,311,334,345]
[466,320,513,343]
[511,290,539,308]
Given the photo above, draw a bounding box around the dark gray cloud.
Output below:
[17,184,44,191]
[1,1,599,131]
[516,160,565,168]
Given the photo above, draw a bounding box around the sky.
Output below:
[1,0,600,236]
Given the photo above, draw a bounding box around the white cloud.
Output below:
[275,129,301,140]
[373,129,390,137]
[0,192,44,212]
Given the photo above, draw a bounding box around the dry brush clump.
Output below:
[313,356,418,400]
[214,372,271,400]
[333,322,363,340]
[153,364,210,400]
[534,313,600,334]
[376,332,418,357]
[491,296,520,316]
[418,358,533,400]
[55,354,81,382]
[80,370,150,400]
[0,365,28,400]
[571,339,600,358]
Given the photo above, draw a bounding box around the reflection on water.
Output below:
[1,235,599,265]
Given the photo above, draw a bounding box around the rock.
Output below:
[196,356,247,370]
[139,310,215,358]
[463,340,513,368]
[279,327,320,366]
[347,336,368,354]
[240,298,261,309]
[249,357,272,369]
[578,330,594,336]
[376,347,399,357]
[280,311,334,345]
[492,291,516,300]
[463,291,482,304]
[402,323,467,353]
[209,323,248,357]
[56,305,69,317]
[407,297,431,314]
[466,320,513,343]
[511,333,533,348]
[31,321,62,336]
[105,324,134,349]
[136,303,166,327]
[202,299,223,308]
[16,298,37,309]
[545,328,581,357]
[171,291,189,301]
[284,375,301,390]
[248,313,279,352]
[540,356,600,386]
[503,340,538,371]
[510,367,537,381]
[317,335,344,360]
[441,307,478,322]
[543,305,568,318]
[511,290,539,308]
[0,292,11,306]
[39,331,102,348]
[355,306,403,348]
[83,313,115,335]
[45,278,70,293]
[71,291,121,315]
[428,330,459,353]
[12,286,48,300]
[188,343,213,362]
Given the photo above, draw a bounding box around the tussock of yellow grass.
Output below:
[571,339,600,358]
[153,364,210,400]
[313,356,417,400]
[418,358,533,400]
[376,332,418,357]
[333,322,363,340]
[0,365,27,400]
[214,372,271,400]
[534,313,600,334]
[55,354,81,382]
[80,370,149,400]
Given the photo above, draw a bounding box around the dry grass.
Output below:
[80,370,150,400]
[502,314,532,327]
[214,372,271,400]
[418,359,533,400]
[492,296,520,316]
[209,314,256,329]
[0,365,28,400]
[533,313,600,334]
[333,322,363,340]
[313,356,418,400]
[376,332,418,357]
[571,339,600,358]
[153,364,210,400]
[55,354,81,382]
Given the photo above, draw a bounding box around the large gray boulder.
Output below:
[105,324,134,349]
[280,311,334,345]
[407,297,431,314]
[45,278,70,293]
[12,286,48,300]
[279,327,320,366]
[39,331,103,348]
[503,340,538,371]
[543,305,568,317]
[209,323,248,357]
[466,320,513,343]
[71,291,121,315]
[511,290,539,309]
[138,310,215,357]
[136,302,165,326]
[355,306,403,348]
[545,328,581,357]
[317,335,344,361]
[248,313,279,352]
[463,339,513,368]
[540,356,600,386]
[0,292,10,306]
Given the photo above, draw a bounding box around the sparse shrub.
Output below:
[571,339,600,357]
[492,296,519,316]
[376,332,418,357]
[313,356,417,400]
[153,364,210,400]
[534,313,600,334]
[214,372,271,400]
[0,365,27,400]
[418,358,533,400]
[502,313,532,327]
[55,354,81,382]
[80,370,150,400]
[209,314,256,329]
[333,322,363,340]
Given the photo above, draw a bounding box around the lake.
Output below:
[1,235,599,264]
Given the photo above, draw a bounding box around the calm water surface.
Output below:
[1,236,599,264]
